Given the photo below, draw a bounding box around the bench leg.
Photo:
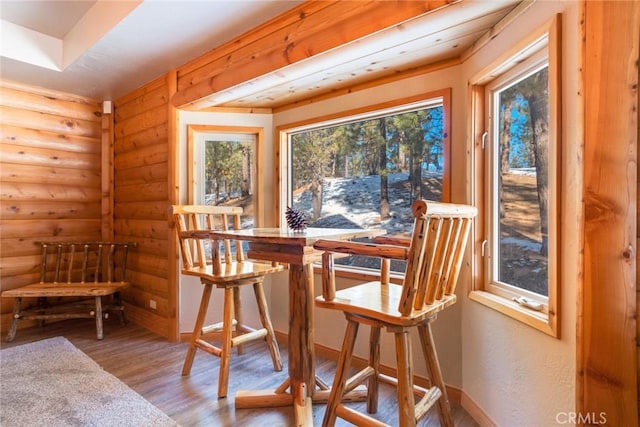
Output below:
[6,297,21,342]
[114,291,127,326]
[95,296,104,340]
[37,297,47,328]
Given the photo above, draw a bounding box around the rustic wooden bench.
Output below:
[1,241,135,342]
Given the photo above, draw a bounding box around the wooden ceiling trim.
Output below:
[207,2,517,110]
[196,106,273,114]
[171,0,457,108]
[272,57,461,113]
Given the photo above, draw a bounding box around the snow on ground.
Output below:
[291,172,547,294]
[292,172,438,234]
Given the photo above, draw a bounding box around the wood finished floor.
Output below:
[0,319,479,427]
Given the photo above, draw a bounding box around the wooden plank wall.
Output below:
[113,75,176,340]
[579,0,639,424]
[0,80,103,329]
[172,0,452,109]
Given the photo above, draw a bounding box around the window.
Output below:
[188,125,264,228]
[277,89,451,275]
[470,16,561,336]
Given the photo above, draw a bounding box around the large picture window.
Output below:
[278,89,451,274]
[470,16,561,336]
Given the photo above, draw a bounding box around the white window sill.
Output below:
[468,290,558,337]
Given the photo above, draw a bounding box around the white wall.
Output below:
[460,2,579,425]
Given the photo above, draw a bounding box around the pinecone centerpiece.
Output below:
[286,206,308,232]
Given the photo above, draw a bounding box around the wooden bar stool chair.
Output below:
[172,205,284,398]
[314,200,476,427]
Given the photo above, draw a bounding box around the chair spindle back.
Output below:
[172,205,246,271]
[398,200,476,316]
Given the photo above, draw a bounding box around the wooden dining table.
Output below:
[207,227,384,426]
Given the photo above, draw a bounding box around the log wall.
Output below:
[579,0,639,424]
[0,80,103,328]
[172,0,452,109]
[112,74,177,340]
[2,8,637,420]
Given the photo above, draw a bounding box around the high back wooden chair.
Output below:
[313,200,476,427]
[172,205,283,398]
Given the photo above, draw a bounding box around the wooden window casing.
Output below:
[469,16,562,337]
[187,125,265,227]
[276,89,452,280]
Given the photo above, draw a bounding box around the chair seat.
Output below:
[316,281,456,326]
[182,261,284,283]
[2,282,129,298]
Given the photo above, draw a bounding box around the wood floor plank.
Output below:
[0,320,479,426]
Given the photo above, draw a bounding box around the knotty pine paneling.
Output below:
[0,80,103,331]
[580,1,639,423]
[173,1,452,108]
[113,74,174,339]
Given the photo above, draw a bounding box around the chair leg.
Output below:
[95,296,104,340]
[418,323,454,427]
[395,329,416,427]
[182,283,213,376]
[218,287,235,398]
[253,282,283,371]
[232,287,244,355]
[367,325,381,414]
[6,297,21,342]
[322,318,359,427]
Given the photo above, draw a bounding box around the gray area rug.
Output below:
[0,336,178,427]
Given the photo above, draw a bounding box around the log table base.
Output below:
[205,227,383,426]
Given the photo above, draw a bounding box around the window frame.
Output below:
[187,124,266,226]
[275,88,452,280]
[469,15,561,337]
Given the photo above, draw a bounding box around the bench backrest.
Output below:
[38,241,134,284]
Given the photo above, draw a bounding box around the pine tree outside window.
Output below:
[277,89,451,276]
